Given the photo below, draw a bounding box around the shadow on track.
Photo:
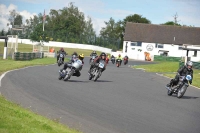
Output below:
[94,80,113,82]
[62,80,90,83]
[171,95,199,99]
[181,96,199,99]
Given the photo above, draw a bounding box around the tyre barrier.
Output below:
[14,52,44,61]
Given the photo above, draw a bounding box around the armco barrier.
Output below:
[179,61,200,69]
[154,55,181,62]
[14,52,44,61]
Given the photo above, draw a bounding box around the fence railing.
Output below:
[154,55,181,62]
[179,61,200,69]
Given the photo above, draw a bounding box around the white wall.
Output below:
[0,38,112,54]
[122,41,200,61]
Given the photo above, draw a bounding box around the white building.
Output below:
[122,42,200,61]
[121,23,200,62]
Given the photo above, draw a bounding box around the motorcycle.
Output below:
[116,59,121,67]
[111,57,115,64]
[124,57,128,65]
[166,75,192,98]
[89,55,97,64]
[89,60,105,82]
[58,53,64,66]
[58,59,83,81]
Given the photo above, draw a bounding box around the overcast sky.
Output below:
[0,0,200,34]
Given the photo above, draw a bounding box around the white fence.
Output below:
[0,39,112,54]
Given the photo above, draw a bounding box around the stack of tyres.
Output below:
[22,53,27,60]
[26,53,31,60]
[32,53,36,59]
[14,52,20,60]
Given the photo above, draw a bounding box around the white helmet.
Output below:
[186,61,193,70]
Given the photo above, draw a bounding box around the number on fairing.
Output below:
[60,54,63,57]
[186,75,192,81]
[99,63,104,68]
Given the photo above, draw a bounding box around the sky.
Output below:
[0,0,200,34]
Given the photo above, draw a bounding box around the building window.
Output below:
[131,42,142,47]
[137,42,142,46]
[178,46,183,50]
[155,43,164,48]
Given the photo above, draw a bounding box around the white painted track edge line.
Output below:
[0,64,56,87]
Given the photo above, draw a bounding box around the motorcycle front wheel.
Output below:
[167,90,173,96]
[94,71,99,82]
[177,85,187,98]
[58,75,62,80]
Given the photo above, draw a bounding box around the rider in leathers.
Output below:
[88,52,107,75]
[90,51,98,57]
[116,54,123,65]
[57,48,67,62]
[60,54,84,77]
[166,61,193,91]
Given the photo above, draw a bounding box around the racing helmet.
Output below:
[100,52,106,57]
[186,61,193,70]
[79,54,84,60]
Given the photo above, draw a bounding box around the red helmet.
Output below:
[118,54,121,57]
[60,48,64,51]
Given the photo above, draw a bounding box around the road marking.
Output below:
[0,64,56,87]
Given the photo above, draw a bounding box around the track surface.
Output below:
[1,58,200,133]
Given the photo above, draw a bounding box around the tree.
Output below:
[82,16,95,44]
[14,14,23,25]
[8,10,18,26]
[0,29,5,36]
[123,14,151,24]
[161,21,181,26]
[8,10,24,37]
[99,14,151,49]
[29,2,92,43]
[100,17,117,38]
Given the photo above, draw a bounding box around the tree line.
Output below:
[0,2,192,50]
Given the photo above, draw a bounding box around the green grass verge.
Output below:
[0,42,104,56]
[0,96,81,133]
[0,57,56,75]
[133,61,179,72]
[133,61,200,88]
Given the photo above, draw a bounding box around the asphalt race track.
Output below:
[1,58,200,133]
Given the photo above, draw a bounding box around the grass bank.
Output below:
[0,42,103,56]
[0,57,56,75]
[0,96,81,133]
[133,61,200,88]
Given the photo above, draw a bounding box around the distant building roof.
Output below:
[124,22,200,45]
